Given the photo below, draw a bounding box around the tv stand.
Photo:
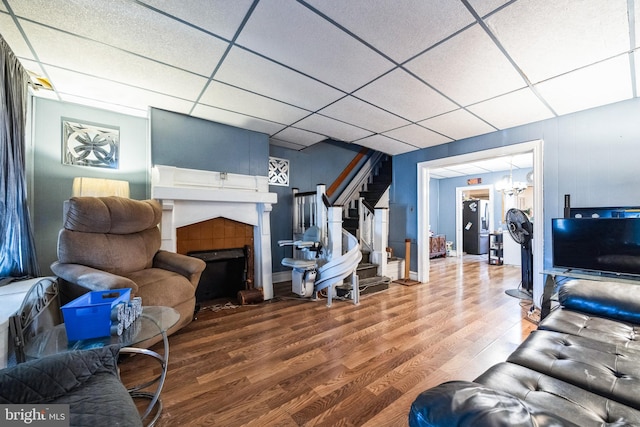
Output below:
[541,268,640,319]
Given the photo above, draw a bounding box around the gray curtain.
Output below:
[0,34,39,279]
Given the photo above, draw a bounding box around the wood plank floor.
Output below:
[119,255,537,426]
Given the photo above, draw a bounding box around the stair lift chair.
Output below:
[279,226,363,306]
[278,226,324,298]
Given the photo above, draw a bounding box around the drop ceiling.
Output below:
[1,0,637,155]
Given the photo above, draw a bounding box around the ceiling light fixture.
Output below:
[495,158,527,196]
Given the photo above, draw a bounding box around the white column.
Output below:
[372,207,389,276]
[256,203,274,300]
[159,199,176,252]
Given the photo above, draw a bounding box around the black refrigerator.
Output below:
[463,199,489,255]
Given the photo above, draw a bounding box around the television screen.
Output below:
[552,218,640,276]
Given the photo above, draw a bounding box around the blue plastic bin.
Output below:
[61,288,131,341]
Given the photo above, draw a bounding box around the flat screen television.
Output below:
[552,218,640,277]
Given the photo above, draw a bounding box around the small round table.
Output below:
[25,306,179,427]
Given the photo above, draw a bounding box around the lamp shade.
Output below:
[72,177,130,198]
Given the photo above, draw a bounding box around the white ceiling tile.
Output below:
[486,0,630,83]
[0,13,34,59]
[305,0,475,63]
[468,88,554,130]
[215,47,344,111]
[454,164,496,175]
[294,114,373,142]
[59,94,150,117]
[43,66,194,114]
[319,96,410,133]
[199,82,310,124]
[466,0,511,17]
[509,153,534,169]
[137,0,253,40]
[21,22,209,100]
[354,68,458,122]
[406,24,526,106]
[269,138,307,151]
[10,0,227,76]
[383,124,452,149]
[535,55,633,116]
[273,127,327,147]
[420,109,496,141]
[236,0,394,92]
[430,169,464,179]
[191,104,286,136]
[356,134,416,156]
[473,157,513,172]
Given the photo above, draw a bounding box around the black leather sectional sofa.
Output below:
[409,278,640,426]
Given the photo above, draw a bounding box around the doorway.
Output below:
[455,185,494,258]
[417,140,544,306]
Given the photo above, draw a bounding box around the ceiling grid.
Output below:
[0,0,636,155]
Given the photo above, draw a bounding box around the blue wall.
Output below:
[32,98,148,274]
[150,108,269,176]
[391,97,640,271]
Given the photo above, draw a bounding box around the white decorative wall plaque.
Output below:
[268,156,289,186]
[62,118,120,169]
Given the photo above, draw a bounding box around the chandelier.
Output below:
[496,160,527,196]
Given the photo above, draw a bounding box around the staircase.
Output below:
[340,155,393,296]
[342,154,392,237]
[336,250,390,297]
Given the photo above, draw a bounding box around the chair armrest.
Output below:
[153,250,206,287]
[50,262,138,293]
[278,240,294,246]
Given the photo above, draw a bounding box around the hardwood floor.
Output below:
[119,255,537,426]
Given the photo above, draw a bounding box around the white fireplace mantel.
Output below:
[151,165,278,300]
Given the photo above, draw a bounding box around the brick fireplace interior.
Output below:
[177,217,254,303]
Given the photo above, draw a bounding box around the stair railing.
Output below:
[333,151,385,218]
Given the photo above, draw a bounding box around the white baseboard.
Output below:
[272,271,291,283]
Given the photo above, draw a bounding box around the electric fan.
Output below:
[505,208,533,300]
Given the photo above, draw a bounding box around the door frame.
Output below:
[417,139,544,305]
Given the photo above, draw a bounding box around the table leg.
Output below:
[120,330,169,427]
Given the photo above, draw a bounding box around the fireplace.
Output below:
[189,247,248,302]
[151,165,277,300]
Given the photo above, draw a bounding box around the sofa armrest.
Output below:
[409,380,573,427]
[153,250,206,287]
[559,279,640,324]
[51,261,138,293]
[0,345,120,404]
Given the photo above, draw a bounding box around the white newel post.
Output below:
[372,207,389,276]
[327,206,343,262]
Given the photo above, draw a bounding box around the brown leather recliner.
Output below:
[51,196,206,338]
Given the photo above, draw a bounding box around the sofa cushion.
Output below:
[409,380,573,427]
[507,330,640,410]
[475,362,640,427]
[0,346,141,426]
[559,279,640,324]
[539,308,640,350]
